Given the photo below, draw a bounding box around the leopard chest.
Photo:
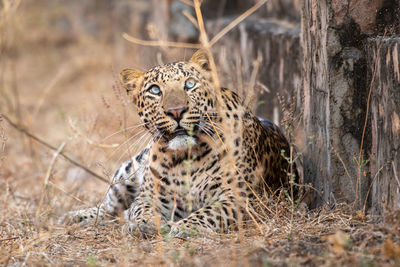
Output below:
[144,144,222,216]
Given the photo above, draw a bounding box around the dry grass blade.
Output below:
[48,181,86,203]
[68,117,119,149]
[193,0,221,92]
[0,116,6,156]
[245,198,264,235]
[35,138,69,222]
[31,68,66,122]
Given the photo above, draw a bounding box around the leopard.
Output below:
[60,50,299,238]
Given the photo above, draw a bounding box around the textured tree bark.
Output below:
[300,0,386,208]
[367,38,400,214]
[301,0,400,211]
[301,0,333,207]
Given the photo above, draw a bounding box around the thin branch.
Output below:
[122,33,202,49]
[1,114,109,184]
[209,0,268,47]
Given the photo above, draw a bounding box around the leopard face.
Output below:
[120,51,218,150]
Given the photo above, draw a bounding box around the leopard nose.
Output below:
[166,107,187,120]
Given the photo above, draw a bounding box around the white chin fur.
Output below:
[167,135,196,150]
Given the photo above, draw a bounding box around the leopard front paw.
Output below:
[169,223,200,238]
[58,208,103,226]
[123,221,158,238]
[123,220,170,238]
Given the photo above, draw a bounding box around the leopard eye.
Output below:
[148,85,161,95]
[184,78,196,91]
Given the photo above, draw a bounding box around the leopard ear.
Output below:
[189,49,210,71]
[119,69,143,103]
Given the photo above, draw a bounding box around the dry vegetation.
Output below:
[1,0,400,266]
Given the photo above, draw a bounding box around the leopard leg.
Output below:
[59,148,149,225]
[169,194,240,237]
[123,190,174,237]
[124,171,178,237]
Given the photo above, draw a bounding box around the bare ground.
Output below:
[1,189,400,266]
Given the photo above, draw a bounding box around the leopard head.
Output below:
[120,50,218,150]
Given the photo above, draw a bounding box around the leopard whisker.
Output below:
[117,132,152,163]
[202,121,224,134]
[151,130,162,143]
[129,131,153,151]
[107,128,148,160]
[100,122,149,142]
[196,124,220,145]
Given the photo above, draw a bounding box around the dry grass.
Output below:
[1,0,400,266]
[1,194,400,266]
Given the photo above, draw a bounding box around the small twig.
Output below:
[243,51,262,108]
[0,236,20,242]
[245,198,264,235]
[209,0,268,47]
[1,114,108,183]
[363,164,386,213]
[122,33,202,49]
[45,139,68,186]
[182,9,198,29]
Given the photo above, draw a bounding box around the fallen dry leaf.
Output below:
[323,230,351,255]
[383,238,400,260]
